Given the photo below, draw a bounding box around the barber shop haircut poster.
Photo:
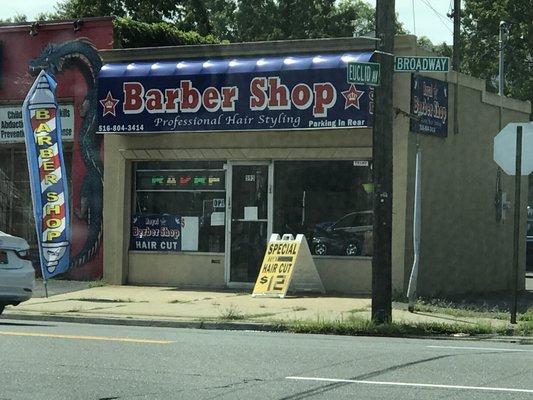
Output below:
[410,75,448,137]
[131,214,182,252]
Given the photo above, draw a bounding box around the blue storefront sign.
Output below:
[410,75,448,137]
[131,214,182,252]
[97,53,375,133]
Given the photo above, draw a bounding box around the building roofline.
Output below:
[0,16,114,32]
[100,36,385,63]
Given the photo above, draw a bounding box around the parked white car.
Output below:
[0,231,35,315]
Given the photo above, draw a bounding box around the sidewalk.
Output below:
[2,279,530,336]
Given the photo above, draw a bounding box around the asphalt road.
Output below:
[0,320,532,400]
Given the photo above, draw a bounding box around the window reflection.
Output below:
[274,161,373,257]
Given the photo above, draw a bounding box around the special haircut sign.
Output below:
[97,55,375,133]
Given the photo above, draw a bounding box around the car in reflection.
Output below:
[0,231,35,315]
[311,211,373,256]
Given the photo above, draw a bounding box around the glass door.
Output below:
[226,162,272,285]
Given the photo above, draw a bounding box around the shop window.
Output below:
[274,160,373,257]
[0,146,72,250]
[132,161,226,253]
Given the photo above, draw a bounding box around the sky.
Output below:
[0,0,456,45]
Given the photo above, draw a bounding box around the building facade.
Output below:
[0,18,113,279]
[98,36,531,297]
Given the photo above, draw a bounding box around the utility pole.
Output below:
[499,21,508,96]
[371,0,395,324]
[451,0,460,134]
[451,0,461,72]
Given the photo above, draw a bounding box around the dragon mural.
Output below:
[28,39,103,270]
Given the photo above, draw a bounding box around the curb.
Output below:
[2,312,531,344]
[0,312,287,332]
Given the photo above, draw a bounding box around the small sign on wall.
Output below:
[131,214,182,251]
[1,103,74,143]
[410,75,448,137]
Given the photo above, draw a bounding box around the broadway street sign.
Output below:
[394,56,450,73]
[347,62,380,86]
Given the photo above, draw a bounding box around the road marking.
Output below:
[427,345,533,353]
[0,331,174,344]
[286,377,533,394]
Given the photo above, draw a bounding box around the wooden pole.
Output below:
[371,0,395,324]
[452,0,460,135]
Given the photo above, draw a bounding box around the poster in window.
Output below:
[410,75,448,137]
[131,214,182,252]
[136,170,225,191]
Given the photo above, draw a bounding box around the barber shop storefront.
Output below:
[98,39,378,293]
[98,37,531,296]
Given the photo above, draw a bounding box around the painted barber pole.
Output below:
[22,70,71,281]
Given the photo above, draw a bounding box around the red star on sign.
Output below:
[100,91,119,117]
[341,84,365,110]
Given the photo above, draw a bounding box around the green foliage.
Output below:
[53,0,385,44]
[0,13,28,23]
[113,18,222,48]
[234,0,277,42]
[289,314,533,337]
[462,0,533,103]
[271,0,393,40]
[55,0,127,19]
[416,36,452,58]
[87,279,107,288]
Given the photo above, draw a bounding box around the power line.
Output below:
[418,0,453,34]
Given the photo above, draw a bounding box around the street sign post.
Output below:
[347,61,380,86]
[494,122,533,324]
[394,56,450,72]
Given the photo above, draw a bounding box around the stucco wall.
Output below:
[402,72,530,297]
[103,127,374,289]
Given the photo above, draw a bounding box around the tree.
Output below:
[417,36,452,58]
[462,0,533,104]
[234,0,277,42]
[0,13,28,23]
[53,0,383,43]
[273,0,376,40]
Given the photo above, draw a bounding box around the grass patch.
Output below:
[87,280,107,288]
[287,315,533,337]
[347,307,369,314]
[218,304,246,320]
[405,299,533,322]
[292,306,307,312]
[519,309,533,322]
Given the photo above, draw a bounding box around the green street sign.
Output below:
[394,56,450,72]
[347,61,380,86]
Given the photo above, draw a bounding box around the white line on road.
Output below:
[286,377,533,394]
[427,345,533,353]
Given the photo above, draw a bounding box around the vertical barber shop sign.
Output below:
[22,71,71,279]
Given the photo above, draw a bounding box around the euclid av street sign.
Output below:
[347,62,380,86]
[394,56,450,72]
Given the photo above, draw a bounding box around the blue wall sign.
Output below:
[410,75,448,137]
[131,214,182,252]
[97,53,375,134]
